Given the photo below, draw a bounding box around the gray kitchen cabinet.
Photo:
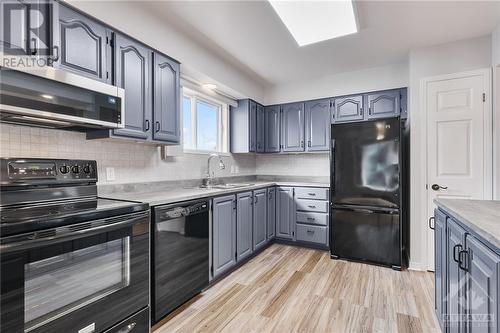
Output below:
[236,191,253,261]
[366,90,400,120]
[153,52,180,143]
[446,217,468,333]
[267,187,276,239]
[434,209,447,331]
[281,102,305,152]
[52,2,110,82]
[230,99,262,153]
[253,189,267,250]
[0,0,50,57]
[112,33,152,140]
[256,104,265,153]
[276,187,295,240]
[332,95,364,123]
[213,195,237,277]
[305,99,330,152]
[466,235,499,333]
[264,105,280,153]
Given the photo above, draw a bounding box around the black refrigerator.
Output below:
[330,117,409,269]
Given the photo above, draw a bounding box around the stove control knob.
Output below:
[71,165,80,174]
[83,164,91,174]
[59,165,69,174]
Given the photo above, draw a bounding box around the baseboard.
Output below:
[409,261,429,271]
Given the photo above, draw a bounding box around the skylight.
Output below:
[268,0,358,47]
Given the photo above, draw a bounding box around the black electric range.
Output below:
[0,158,150,333]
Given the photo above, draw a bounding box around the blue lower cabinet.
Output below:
[212,195,236,277]
[236,192,253,261]
[267,187,276,240]
[253,189,267,250]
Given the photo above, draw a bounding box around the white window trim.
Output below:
[182,87,230,155]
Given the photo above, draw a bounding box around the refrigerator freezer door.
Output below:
[331,118,400,208]
[331,206,400,267]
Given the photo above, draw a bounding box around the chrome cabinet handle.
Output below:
[30,38,37,55]
[307,217,315,221]
[307,230,314,234]
[300,140,304,148]
[458,250,468,271]
[428,216,435,230]
[308,141,311,147]
[117,322,137,333]
[155,121,160,132]
[453,244,463,263]
[52,45,59,61]
[308,193,316,196]
[145,119,150,131]
[308,205,316,209]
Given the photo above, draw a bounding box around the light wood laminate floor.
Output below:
[154,244,440,333]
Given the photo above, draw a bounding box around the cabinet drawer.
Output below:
[296,199,328,213]
[296,212,328,226]
[296,224,327,245]
[295,187,329,200]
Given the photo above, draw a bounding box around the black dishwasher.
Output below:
[152,199,210,323]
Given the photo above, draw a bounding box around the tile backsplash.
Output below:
[0,123,329,184]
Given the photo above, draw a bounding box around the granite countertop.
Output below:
[100,180,330,207]
[434,199,500,249]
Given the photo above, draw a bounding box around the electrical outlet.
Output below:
[106,167,115,181]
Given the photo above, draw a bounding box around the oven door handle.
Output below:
[0,211,149,253]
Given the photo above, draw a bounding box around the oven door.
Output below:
[0,211,149,333]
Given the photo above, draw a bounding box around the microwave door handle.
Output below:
[0,212,148,253]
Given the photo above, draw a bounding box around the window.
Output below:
[182,88,229,153]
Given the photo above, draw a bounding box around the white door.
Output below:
[425,69,492,270]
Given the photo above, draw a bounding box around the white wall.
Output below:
[408,35,492,270]
[256,154,329,177]
[67,0,266,103]
[493,25,500,65]
[264,62,409,105]
[492,26,500,199]
[0,124,256,185]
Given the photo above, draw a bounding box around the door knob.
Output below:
[431,184,448,191]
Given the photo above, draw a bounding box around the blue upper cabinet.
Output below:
[264,105,280,153]
[230,99,263,153]
[152,53,181,143]
[305,99,330,152]
[53,3,110,83]
[112,34,153,140]
[281,102,305,152]
[366,90,400,120]
[256,104,265,152]
[332,95,364,123]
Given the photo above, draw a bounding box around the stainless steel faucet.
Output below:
[202,153,225,188]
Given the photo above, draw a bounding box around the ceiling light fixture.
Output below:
[202,83,217,90]
[268,0,358,47]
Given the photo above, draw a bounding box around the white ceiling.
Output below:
[142,1,500,87]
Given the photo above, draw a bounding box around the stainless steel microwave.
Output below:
[0,66,124,129]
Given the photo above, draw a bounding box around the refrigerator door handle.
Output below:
[332,205,398,215]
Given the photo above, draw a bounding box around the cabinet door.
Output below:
[466,235,499,333]
[332,95,364,123]
[305,99,330,152]
[253,189,267,250]
[256,104,265,153]
[367,90,400,120]
[267,187,276,239]
[53,3,109,82]
[249,100,257,152]
[113,34,152,140]
[276,187,295,240]
[281,103,305,152]
[447,218,467,333]
[264,105,280,152]
[213,195,236,277]
[236,192,253,261]
[434,209,447,331]
[1,0,50,57]
[153,53,180,143]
